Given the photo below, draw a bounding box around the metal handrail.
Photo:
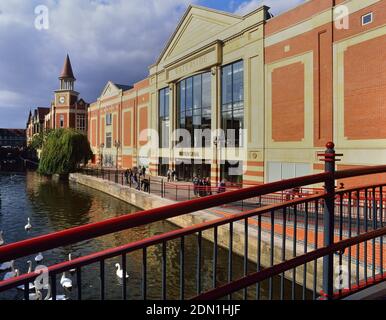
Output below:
[0,172,329,263]
[1,165,386,263]
[0,194,324,292]
[192,226,386,300]
[1,163,386,299]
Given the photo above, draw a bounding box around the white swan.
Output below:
[60,272,72,290]
[35,252,44,263]
[68,253,76,274]
[25,217,32,231]
[17,261,35,291]
[3,266,19,281]
[44,284,68,301]
[1,260,14,273]
[0,231,4,246]
[0,260,14,272]
[115,263,129,279]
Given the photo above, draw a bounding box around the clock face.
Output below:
[59,96,65,104]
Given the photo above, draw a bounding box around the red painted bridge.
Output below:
[0,143,385,300]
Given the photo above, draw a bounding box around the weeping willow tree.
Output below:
[38,129,93,175]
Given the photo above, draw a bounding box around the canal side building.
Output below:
[26,107,50,145]
[26,55,89,146]
[88,0,386,187]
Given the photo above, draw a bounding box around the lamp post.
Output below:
[213,135,225,186]
[99,143,105,169]
[114,140,121,170]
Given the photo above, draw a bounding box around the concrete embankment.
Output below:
[70,173,328,292]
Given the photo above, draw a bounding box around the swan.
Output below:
[1,260,14,273]
[25,217,32,231]
[68,253,76,274]
[0,260,14,272]
[0,231,4,246]
[17,261,35,291]
[115,263,129,279]
[44,284,68,301]
[35,252,44,263]
[60,272,72,290]
[3,266,19,281]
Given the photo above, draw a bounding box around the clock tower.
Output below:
[53,54,83,130]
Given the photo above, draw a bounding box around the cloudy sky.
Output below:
[0,0,304,128]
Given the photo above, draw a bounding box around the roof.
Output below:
[34,107,50,121]
[59,54,76,80]
[0,128,26,137]
[114,83,133,91]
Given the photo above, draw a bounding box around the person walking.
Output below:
[218,179,226,194]
[124,169,130,185]
[193,176,199,196]
[167,169,172,183]
[205,177,212,196]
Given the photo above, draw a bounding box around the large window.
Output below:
[221,60,244,147]
[221,161,243,184]
[76,114,86,131]
[106,113,112,126]
[159,87,170,148]
[106,132,112,149]
[177,72,211,148]
[59,115,64,128]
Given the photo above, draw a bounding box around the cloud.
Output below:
[0,90,25,108]
[235,0,305,15]
[0,0,197,128]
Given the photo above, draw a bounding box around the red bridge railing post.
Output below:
[319,141,343,299]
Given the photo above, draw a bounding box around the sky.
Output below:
[0,0,304,128]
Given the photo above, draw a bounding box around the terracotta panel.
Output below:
[139,107,148,146]
[272,62,305,142]
[123,112,132,147]
[344,35,386,140]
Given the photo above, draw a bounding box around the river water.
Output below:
[0,171,308,300]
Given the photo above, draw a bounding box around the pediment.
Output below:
[158,6,241,64]
[100,81,121,99]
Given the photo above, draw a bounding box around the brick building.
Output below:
[86,0,386,187]
[26,55,89,146]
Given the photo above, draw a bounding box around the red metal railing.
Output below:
[0,145,386,300]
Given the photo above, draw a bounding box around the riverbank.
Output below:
[70,173,325,292]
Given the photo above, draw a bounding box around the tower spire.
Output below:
[59,54,75,90]
[59,54,75,80]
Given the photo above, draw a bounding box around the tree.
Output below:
[38,129,93,175]
[30,131,46,150]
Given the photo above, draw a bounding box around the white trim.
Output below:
[361,12,373,26]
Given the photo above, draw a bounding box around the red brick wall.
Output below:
[344,35,386,140]
[272,62,305,142]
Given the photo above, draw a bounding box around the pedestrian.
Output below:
[167,169,172,182]
[199,177,205,197]
[218,179,226,194]
[205,177,212,196]
[172,169,177,182]
[124,169,129,184]
[142,166,146,176]
[193,176,199,196]
[143,176,150,192]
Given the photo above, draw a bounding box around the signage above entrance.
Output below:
[165,41,222,82]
